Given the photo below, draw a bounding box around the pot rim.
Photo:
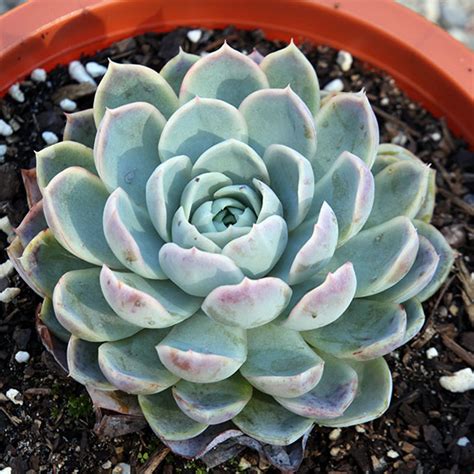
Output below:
[0,0,473,145]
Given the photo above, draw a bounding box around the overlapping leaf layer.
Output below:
[9,43,453,446]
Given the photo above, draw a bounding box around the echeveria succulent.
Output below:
[9,42,453,448]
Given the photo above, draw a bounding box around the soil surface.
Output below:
[0,27,473,474]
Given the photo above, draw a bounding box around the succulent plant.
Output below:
[9,42,453,448]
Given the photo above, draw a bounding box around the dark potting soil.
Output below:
[0,26,473,474]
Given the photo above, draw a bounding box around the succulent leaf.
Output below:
[93,61,179,125]
[309,151,374,245]
[280,262,357,331]
[18,229,93,297]
[253,179,284,222]
[156,312,247,383]
[160,48,200,95]
[315,358,392,427]
[240,324,324,398]
[53,268,140,342]
[263,144,315,231]
[400,298,425,344]
[373,235,439,303]
[146,155,192,242]
[303,299,406,360]
[100,265,201,328]
[214,184,262,215]
[273,202,338,285]
[202,224,252,248]
[239,87,317,159]
[233,391,314,446]
[172,374,253,424]
[192,139,269,186]
[180,172,232,218]
[365,161,430,228]
[222,216,288,278]
[377,143,417,160]
[314,92,379,176]
[180,43,269,107]
[260,41,320,115]
[36,141,97,191]
[98,329,179,394]
[159,244,245,297]
[275,353,358,419]
[171,206,222,253]
[103,188,166,278]
[202,277,292,329]
[247,49,265,64]
[43,167,123,268]
[413,220,455,302]
[63,109,97,148]
[67,336,115,391]
[375,145,437,224]
[416,168,436,222]
[7,237,44,296]
[159,97,248,163]
[14,200,47,247]
[139,390,208,441]
[94,102,165,206]
[327,216,419,297]
[371,154,398,175]
[40,297,71,343]
[376,145,436,222]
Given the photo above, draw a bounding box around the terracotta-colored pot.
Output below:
[0,0,473,144]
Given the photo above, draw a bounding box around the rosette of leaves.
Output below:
[9,42,453,448]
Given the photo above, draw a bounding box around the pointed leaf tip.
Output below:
[180,42,268,107]
[314,92,379,176]
[260,41,320,115]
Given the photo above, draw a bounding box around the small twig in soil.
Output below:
[411,319,436,349]
[4,308,19,323]
[430,155,457,193]
[412,274,456,349]
[441,334,474,368]
[137,446,170,474]
[203,34,239,51]
[0,407,21,426]
[109,49,138,61]
[440,118,456,153]
[32,113,40,133]
[431,274,457,319]
[457,259,474,300]
[24,388,52,397]
[438,188,474,216]
[388,389,421,413]
[372,105,421,138]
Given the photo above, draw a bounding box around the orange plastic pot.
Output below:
[0,0,473,145]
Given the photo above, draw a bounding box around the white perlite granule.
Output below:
[440,368,474,393]
[14,351,30,364]
[187,29,202,43]
[69,61,96,86]
[86,62,107,78]
[31,68,47,82]
[8,83,25,103]
[336,50,353,72]
[42,131,59,145]
[323,78,344,92]
[59,98,77,112]
[0,287,20,303]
